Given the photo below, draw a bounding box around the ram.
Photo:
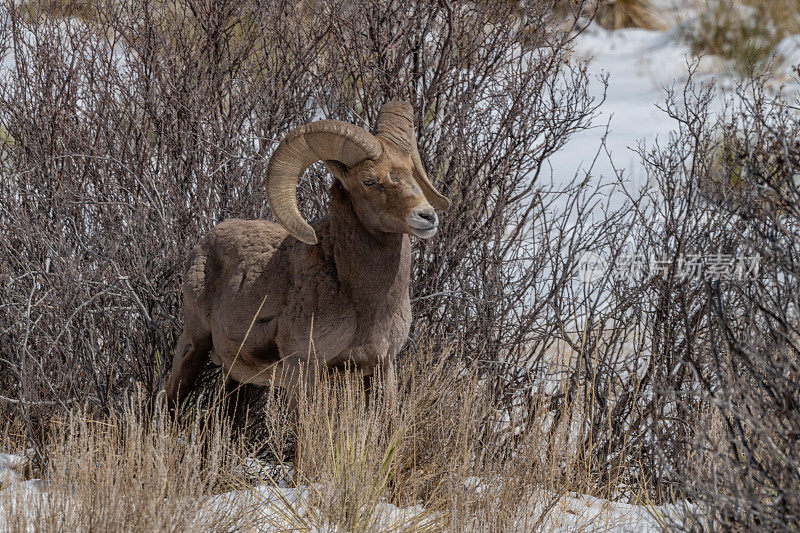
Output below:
[165,101,449,413]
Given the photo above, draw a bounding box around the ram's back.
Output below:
[180,219,292,325]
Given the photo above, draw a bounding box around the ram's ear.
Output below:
[322,160,348,182]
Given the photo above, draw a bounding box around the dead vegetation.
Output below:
[553,0,662,30]
[680,0,800,76]
[0,349,667,531]
[0,399,251,531]
[595,0,661,30]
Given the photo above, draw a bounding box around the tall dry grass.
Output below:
[680,0,800,76]
[595,0,661,30]
[0,397,252,531]
[0,346,656,532]
[553,0,662,30]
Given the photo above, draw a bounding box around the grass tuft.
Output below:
[596,0,663,31]
[0,346,658,531]
[680,0,800,77]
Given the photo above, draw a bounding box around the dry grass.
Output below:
[743,0,800,36]
[681,0,800,76]
[0,397,252,531]
[595,0,662,31]
[0,346,652,532]
[553,0,662,30]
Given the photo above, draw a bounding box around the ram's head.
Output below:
[266,101,450,244]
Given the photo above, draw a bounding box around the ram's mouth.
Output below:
[409,224,438,239]
[407,207,439,239]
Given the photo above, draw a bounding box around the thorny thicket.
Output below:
[0,0,611,472]
[600,73,800,528]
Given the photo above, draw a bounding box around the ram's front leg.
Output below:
[379,352,398,416]
[361,351,398,415]
[353,342,394,411]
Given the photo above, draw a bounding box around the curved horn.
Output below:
[267,120,383,244]
[376,101,451,211]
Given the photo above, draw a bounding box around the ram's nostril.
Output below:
[418,211,434,222]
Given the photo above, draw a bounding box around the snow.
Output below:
[0,457,684,532]
[205,484,435,531]
[0,454,684,530]
[775,35,800,80]
[547,8,799,193]
[0,454,28,489]
[0,480,682,533]
[536,492,688,532]
[0,478,683,531]
[547,23,723,194]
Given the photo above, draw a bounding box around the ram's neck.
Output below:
[328,181,411,308]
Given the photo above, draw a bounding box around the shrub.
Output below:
[687,84,800,530]
[595,0,661,30]
[680,0,800,77]
[627,73,800,529]
[0,0,601,459]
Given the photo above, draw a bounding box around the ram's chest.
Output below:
[349,296,412,359]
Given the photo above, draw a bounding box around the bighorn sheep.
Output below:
[165,101,449,412]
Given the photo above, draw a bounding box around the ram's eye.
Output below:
[363,178,377,187]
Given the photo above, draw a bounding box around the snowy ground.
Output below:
[549,3,799,194]
[0,452,686,531]
[548,25,710,189]
[547,21,730,202]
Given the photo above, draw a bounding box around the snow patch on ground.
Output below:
[0,455,683,530]
[538,492,687,532]
[0,454,28,489]
[0,477,683,532]
[548,9,799,193]
[775,35,800,80]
